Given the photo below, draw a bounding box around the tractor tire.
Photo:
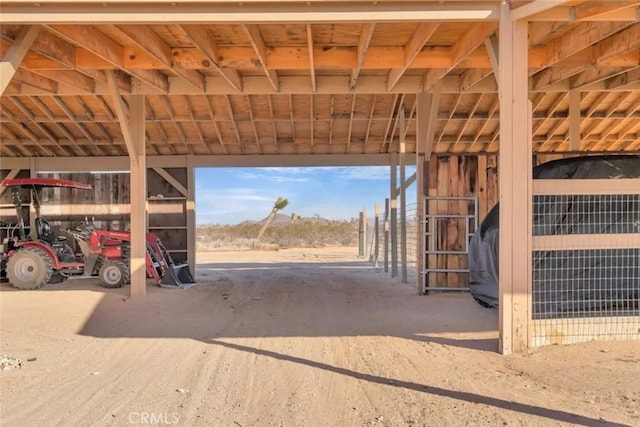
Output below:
[6,247,54,290]
[48,272,67,284]
[99,260,130,288]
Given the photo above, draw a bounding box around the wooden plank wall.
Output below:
[426,155,498,288]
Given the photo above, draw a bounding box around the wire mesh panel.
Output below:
[531,184,640,346]
[405,203,418,284]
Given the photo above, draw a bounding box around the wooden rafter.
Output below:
[243,25,279,91]
[0,25,41,94]
[203,95,227,154]
[350,24,375,90]
[159,95,188,152]
[452,93,483,153]
[346,94,357,153]
[306,24,316,93]
[328,95,335,145]
[224,95,242,152]
[115,25,205,92]
[48,25,167,92]
[50,96,98,155]
[572,1,640,21]
[245,95,261,152]
[267,95,278,150]
[180,25,242,92]
[288,94,296,141]
[387,23,438,91]
[423,22,496,91]
[7,96,70,155]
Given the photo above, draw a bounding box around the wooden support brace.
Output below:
[152,167,188,196]
[1,26,41,95]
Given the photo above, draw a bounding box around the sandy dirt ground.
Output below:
[1,246,639,427]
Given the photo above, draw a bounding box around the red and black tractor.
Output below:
[0,178,196,290]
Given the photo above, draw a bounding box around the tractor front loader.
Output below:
[1,178,196,290]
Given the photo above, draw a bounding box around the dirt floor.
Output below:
[1,246,639,426]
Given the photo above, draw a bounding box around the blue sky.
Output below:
[195,166,416,225]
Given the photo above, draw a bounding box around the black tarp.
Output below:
[468,155,640,317]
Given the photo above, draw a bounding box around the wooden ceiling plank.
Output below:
[328,95,335,146]
[387,22,439,91]
[159,95,189,151]
[309,94,315,147]
[12,69,58,93]
[4,108,55,156]
[8,96,70,155]
[181,25,242,92]
[571,66,627,90]
[244,25,279,92]
[350,23,375,90]
[423,22,496,91]
[49,95,96,155]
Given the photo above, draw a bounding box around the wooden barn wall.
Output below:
[0,169,188,264]
[426,155,498,288]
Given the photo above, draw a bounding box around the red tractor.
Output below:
[1,178,195,290]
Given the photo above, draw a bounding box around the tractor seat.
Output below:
[35,217,55,242]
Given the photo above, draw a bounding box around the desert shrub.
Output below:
[196,219,358,250]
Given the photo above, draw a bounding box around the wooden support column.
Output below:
[187,155,196,275]
[129,95,147,298]
[416,156,425,294]
[0,26,40,95]
[499,5,532,354]
[107,71,147,297]
[384,198,390,273]
[399,109,408,284]
[390,154,398,278]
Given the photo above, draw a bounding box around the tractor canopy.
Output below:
[1,178,92,190]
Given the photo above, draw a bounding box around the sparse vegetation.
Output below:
[197,217,358,251]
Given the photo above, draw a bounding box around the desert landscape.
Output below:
[1,246,638,426]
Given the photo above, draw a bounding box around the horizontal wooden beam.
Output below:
[533,234,640,250]
[534,178,640,195]
[0,2,500,24]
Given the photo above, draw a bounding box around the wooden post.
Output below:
[129,95,147,298]
[390,154,398,278]
[499,4,531,354]
[358,210,364,257]
[373,204,381,265]
[416,155,425,294]
[569,90,581,151]
[362,207,368,259]
[399,108,408,284]
[187,154,196,274]
[384,198,390,273]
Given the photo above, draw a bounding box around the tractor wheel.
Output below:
[48,272,67,284]
[99,260,130,288]
[6,247,54,290]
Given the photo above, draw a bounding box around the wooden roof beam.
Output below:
[1,26,41,95]
[387,23,439,91]
[350,24,375,91]
[243,25,279,92]
[29,69,95,93]
[3,108,55,156]
[541,22,633,69]
[204,95,227,154]
[306,25,316,93]
[572,1,640,20]
[423,22,496,92]
[0,2,501,24]
[605,66,640,90]
[510,0,572,21]
[245,95,261,152]
[267,95,278,150]
[115,25,204,92]
[159,95,189,151]
[224,95,243,151]
[49,96,97,155]
[181,25,242,92]
[47,25,167,92]
[346,94,357,153]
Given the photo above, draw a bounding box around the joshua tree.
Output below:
[256,197,289,240]
[289,212,301,225]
